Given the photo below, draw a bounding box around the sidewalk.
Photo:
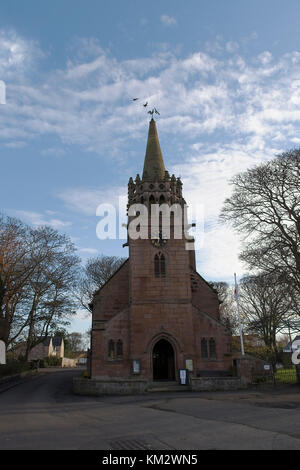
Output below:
[0,369,40,394]
[195,383,300,409]
[0,366,83,394]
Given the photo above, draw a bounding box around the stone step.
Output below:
[147,381,190,392]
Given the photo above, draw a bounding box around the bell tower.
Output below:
[127,118,194,304]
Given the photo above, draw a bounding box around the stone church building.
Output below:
[90,119,232,384]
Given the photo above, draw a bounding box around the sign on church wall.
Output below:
[0,340,6,365]
[132,359,140,374]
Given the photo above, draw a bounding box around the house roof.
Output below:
[52,336,63,347]
[283,335,300,351]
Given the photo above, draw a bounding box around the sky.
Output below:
[1,0,300,333]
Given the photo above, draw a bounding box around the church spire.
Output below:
[142,118,166,181]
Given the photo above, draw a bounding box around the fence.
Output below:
[254,366,298,387]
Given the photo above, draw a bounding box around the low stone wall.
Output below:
[190,377,242,391]
[73,377,149,396]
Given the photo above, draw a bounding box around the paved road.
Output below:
[0,369,300,450]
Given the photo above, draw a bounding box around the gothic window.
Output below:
[117,340,123,359]
[201,338,208,359]
[159,195,165,204]
[154,254,160,277]
[154,253,166,277]
[160,254,166,277]
[149,194,155,205]
[108,340,115,360]
[209,338,216,359]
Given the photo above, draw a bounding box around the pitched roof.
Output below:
[283,335,300,350]
[52,336,63,347]
[142,119,166,181]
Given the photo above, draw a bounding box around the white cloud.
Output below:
[0,29,43,79]
[57,187,127,216]
[2,31,300,158]
[226,41,239,53]
[78,247,99,255]
[197,224,246,281]
[160,15,177,26]
[13,210,72,229]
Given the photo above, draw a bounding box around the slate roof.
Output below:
[283,335,300,351]
[52,336,63,347]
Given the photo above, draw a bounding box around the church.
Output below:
[90,119,232,384]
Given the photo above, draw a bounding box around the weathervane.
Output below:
[148,107,160,118]
[132,98,160,118]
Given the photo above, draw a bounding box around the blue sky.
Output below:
[1,0,300,332]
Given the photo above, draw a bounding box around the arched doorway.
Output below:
[152,339,175,381]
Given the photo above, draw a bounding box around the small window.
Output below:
[209,338,216,359]
[108,340,115,360]
[117,340,123,359]
[160,254,166,277]
[201,338,208,359]
[154,254,160,277]
[154,253,166,277]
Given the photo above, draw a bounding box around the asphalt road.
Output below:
[1,369,300,450]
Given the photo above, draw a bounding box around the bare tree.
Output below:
[0,216,80,357]
[77,255,126,313]
[0,216,37,346]
[65,332,86,356]
[209,281,239,335]
[220,149,300,297]
[239,273,299,362]
[21,227,80,360]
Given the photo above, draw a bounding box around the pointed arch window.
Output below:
[160,254,166,276]
[149,195,155,205]
[108,340,115,360]
[154,252,166,278]
[209,338,216,359]
[201,338,208,359]
[154,254,160,277]
[159,195,165,205]
[117,340,123,359]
